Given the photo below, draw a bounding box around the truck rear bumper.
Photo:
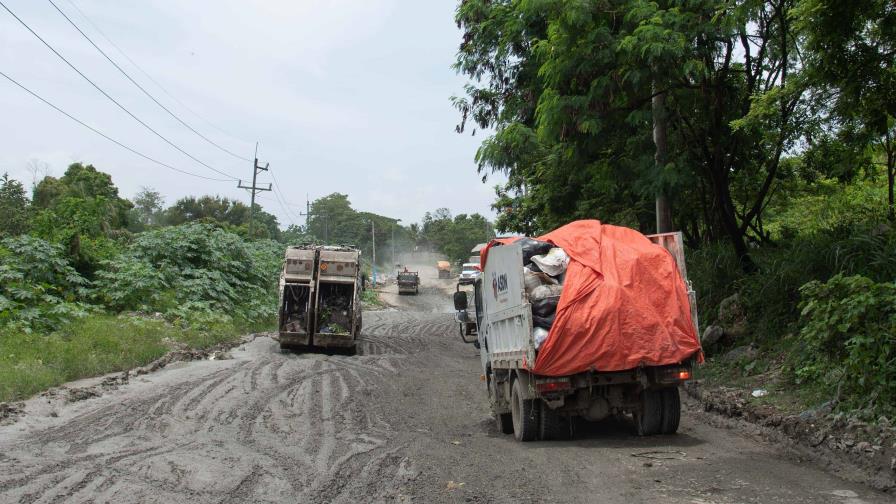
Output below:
[313,333,356,348]
[280,332,311,346]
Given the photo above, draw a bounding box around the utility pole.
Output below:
[391,219,401,267]
[238,145,271,238]
[371,220,377,286]
[653,84,673,234]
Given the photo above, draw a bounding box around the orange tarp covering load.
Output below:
[482,220,702,376]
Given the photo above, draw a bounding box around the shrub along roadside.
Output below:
[0,313,273,403]
[0,223,283,403]
[794,274,895,418]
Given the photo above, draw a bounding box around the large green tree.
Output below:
[796,0,896,216]
[163,195,280,240]
[307,193,402,265]
[455,0,806,270]
[421,208,493,264]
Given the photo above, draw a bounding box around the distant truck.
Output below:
[454,228,700,442]
[437,260,452,279]
[397,269,419,295]
[278,245,362,353]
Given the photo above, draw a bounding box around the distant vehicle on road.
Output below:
[458,262,481,284]
[437,260,452,279]
[278,245,362,353]
[397,269,419,295]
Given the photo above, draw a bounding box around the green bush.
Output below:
[94,223,281,323]
[0,235,90,331]
[794,274,896,417]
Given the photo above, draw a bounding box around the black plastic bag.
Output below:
[531,296,559,317]
[518,238,553,264]
[525,261,543,273]
[533,312,555,330]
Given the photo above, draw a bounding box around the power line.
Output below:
[0,69,232,182]
[63,0,246,146]
[48,0,252,163]
[267,167,305,224]
[0,0,238,181]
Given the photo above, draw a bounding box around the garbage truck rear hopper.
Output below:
[454,222,702,441]
[314,247,362,351]
[278,245,362,353]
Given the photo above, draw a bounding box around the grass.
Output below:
[695,349,829,416]
[361,289,385,309]
[0,313,273,403]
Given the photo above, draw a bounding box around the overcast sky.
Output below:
[0,0,500,228]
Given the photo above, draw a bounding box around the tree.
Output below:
[454,0,806,270]
[33,162,133,230]
[0,173,30,236]
[131,186,164,227]
[306,193,403,265]
[421,208,493,264]
[163,195,280,240]
[796,0,896,217]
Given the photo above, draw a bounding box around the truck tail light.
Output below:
[657,366,692,384]
[535,378,571,394]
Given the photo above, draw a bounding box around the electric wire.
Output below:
[0,0,239,181]
[0,69,232,182]
[63,0,246,147]
[48,0,252,163]
[268,167,305,224]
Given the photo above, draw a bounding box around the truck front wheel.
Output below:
[660,387,681,434]
[511,379,540,442]
[489,376,513,435]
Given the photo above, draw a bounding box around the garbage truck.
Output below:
[437,260,452,279]
[278,245,363,353]
[453,220,702,441]
[397,269,419,295]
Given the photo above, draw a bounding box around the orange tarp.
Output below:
[482,220,702,376]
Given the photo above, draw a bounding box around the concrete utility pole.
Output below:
[652,86,673,234]
[238,146,271,238]
[391,219,401,267]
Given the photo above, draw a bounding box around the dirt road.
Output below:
[0,271,891,503]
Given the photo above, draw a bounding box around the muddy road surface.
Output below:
[0,272,891,503]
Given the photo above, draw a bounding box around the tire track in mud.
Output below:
[0,311,456,504]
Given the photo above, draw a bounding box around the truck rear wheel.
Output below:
[635,389,663,436]
[511,379,539,442]
[660,387,681,434]
[539,401,571,441]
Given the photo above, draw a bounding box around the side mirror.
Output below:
[453,291,468,311]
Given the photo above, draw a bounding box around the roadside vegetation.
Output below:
[0,164,286,402]
[453,0,895,420]
[0,163,491,401]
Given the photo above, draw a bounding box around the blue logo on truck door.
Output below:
[492,271,508,299]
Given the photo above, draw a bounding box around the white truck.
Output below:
[453,232,698,441]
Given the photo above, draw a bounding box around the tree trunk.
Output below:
[653,88,673,233]
[886,130,895,220]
